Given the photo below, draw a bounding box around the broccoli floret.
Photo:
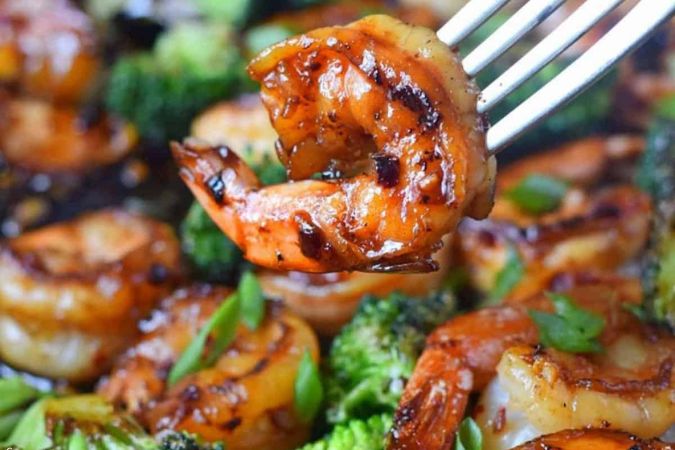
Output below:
[106,23,250,144]
[298,414,392,450]
[196,0,330,27]
[325,291,456,424]
[158,431,224,450]
[6,395,158,450]
[181,154,286,283]
[181,201,245,284]
[639,96,675,327]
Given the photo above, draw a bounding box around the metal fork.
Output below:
[437,0,675,153]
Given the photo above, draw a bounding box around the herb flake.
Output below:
[294,350,323,424]
[529,292,605,353]
[506,174,568,215]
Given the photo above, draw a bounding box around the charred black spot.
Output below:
[327,111,337,122]
[275,250,284,262]
[206,171,226,204]
[369,66,383,85]
[389,84,441,131]
[478,113,491,133]
[181,384,201,401]
[591,204,621,219]
[76,102,104,131]
[309,61,322,71]
[373,154,400,188]
[148,263,169,284]
[532,344,545,358]
[221,417,242,431]
[249,358,269,375]
[296,214,328,260]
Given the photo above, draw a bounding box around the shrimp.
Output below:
[0,97,137,173]
[0,209,182,382]
[456,136,650,301]
[99,284,320,450]
[512,429,673,450]
[191,96,453,334]
[191,94,279,165]
[0,0,99,103]
[258,239,452,334]
[388,279,675,450]
[172,15,495,273]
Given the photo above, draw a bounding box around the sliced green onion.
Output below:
[168,293,241,386]
[529,292,606,353]
[455,417,483,450]
[488,245,524,304]
[239,271,265,330]
[0,377,40,414]
[294,350,323,424]
[506,174,568,215]
[67,429,88,450]
[6,399,51,450]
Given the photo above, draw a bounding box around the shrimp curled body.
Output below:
[172,15,494,273]
[99,285,320,450]
[0,209,182,382]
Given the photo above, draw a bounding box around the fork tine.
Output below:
[478,0,625,113]
[486,0,675,154]
[436,0,510,48]
[462,0,566,77]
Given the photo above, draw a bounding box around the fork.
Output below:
[437,0,675,153]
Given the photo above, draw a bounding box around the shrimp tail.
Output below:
[171,139,260,250]
[388,345,472,450]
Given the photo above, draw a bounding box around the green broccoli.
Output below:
[298,414,392,450]
[106,22,250,144]
[325,291,456,424]
[181,153,286,283]
[638,96,675,327]
[196,0,331,27]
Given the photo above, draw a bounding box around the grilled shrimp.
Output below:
[388,280,675,450]
[0,97,137,172]
[258,241,452,334]
[512,429,673,450]
[0,0,99,103]
[173,15,494,273]
[99,285,319,450]
[0,209,181,382]
[191,96,453,333]
[191,94,278,165]
[456,136,650,301]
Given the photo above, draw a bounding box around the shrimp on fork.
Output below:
[172,15,494,273]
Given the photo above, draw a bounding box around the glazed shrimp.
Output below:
[99,285,320,450]
[388,280,675,450]
[191,94,279,165]
[456,136,650,301]
[0,0,99,103]
[0,209,181,382]
[0,97,137,172]
[258,239,452,334]
[173,15,494,273]
[191,96,454,333]
[512,429,673,450]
